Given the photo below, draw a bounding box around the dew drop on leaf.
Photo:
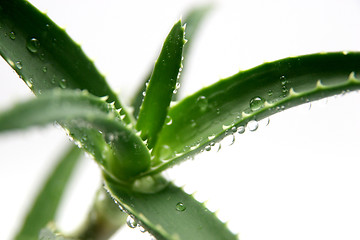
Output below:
[42,66,47,73]
[249,96,264,111]
[196,96,208,112]
[26,38,40,53]
[126,215,138,229]
[138,225,147,233]
[237,126,245,134]
[265,118,270,126]
[165,115,172,125]
[231,126,237,133]
[176,202,186,212]
[190,119,197,128]
[247,120,258,132]
[15,61,22,70]
[280,75,287,83]
[205,145,211,151]
[39,53,45,61]
[216,143,222,152]
[208,134,215,140]
[9,31,15,40]
[25,78,33,88]
[59,79,67,88]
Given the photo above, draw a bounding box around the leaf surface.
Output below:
[14,145,82,240]
[149,52,360,172]
[0,90,150,181]
[0,0,132,124]
[136,20,185,149]
[104,176,237,240]
[131,6,211,118]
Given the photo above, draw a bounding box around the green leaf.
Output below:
[131,6,211,119]
[15,145,82,240]
[136,20,185,149]
[0,90,150,181]
[148,52,360,172]
[0,0,132,124]
[104,176,237,240]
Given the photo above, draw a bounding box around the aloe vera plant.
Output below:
[1,1,360,240]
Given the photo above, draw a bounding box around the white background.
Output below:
[1,0,360,239]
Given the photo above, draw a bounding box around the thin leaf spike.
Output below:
[136,20,185,149]
[0,0,132,124]
[131,5,211,118]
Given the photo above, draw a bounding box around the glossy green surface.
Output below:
[105,176,237,240]
[131,5,211,118]
[15,145,82,240]
[0,0,132,124]
[150,52,360,173]
[0,90,150,181]
[136,21,185,149]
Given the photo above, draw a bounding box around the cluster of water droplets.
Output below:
[5,27,72,91]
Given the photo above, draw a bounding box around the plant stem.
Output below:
[72,187,127,240]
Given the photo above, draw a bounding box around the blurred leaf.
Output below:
[0,90,150,181]
[15,145,82,240]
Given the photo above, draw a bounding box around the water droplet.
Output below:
[15,61,22,69]
[265,118,270,126]
[25,78,33,88]
[190,119,196,128]
[26,38,40,53]
[42,66,47,73]
[268,90,273,96]
[142,91,146,96]
[280,75,287,83]
[223,134,235,146]
[39,53,45,61]
[208,134,215,140]
[176,202,186,212]
[205,145,211,151]
[249,96,265,111]
[217,143,222,152]
[138,225,147,233]
[237,126,245,134]
[231,126,237,133]
[173,82,181,94]
[126,215,138,228]
[247,120,258,132]
[159,145,172,158]
[196,96,208,112]
[165,115,172,125]
[9,31,15,40]
[59,79,67,88]
[190,143,200,150]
